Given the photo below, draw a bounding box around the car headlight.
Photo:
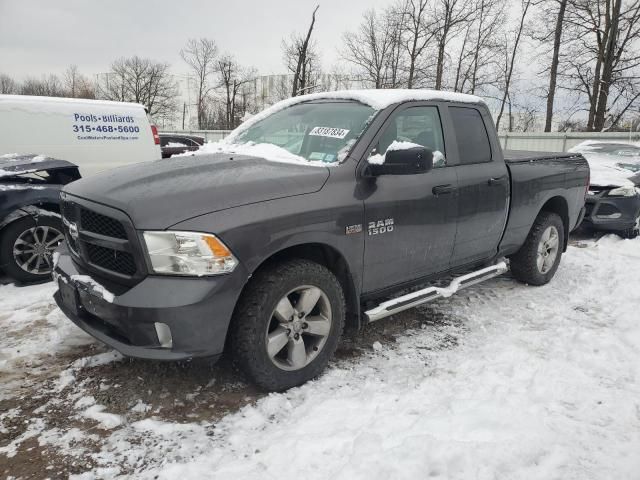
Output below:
[142,231,238,276]
[607,186,640,197]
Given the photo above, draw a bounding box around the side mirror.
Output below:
[367,146,434,176]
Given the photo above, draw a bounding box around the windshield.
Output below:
[232,101,376,164]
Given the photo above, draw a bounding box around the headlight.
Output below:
[142,231,238,276]
[607,186,640,197]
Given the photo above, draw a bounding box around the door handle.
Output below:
[432,184,456,195]
[488,175,508,186]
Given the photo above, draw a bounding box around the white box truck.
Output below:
[0,95,161,176]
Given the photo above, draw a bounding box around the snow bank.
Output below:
[55,236,640,479]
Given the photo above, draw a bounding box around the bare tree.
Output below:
[541,0,569,131]
[283,5,320,97]
[180,38,218,129]
[432,0,477,90]
[564,0,640,131]
[0,74,18,94]
[63,65,95,99]
[21,74,65,97]
[341,9,406,88]
[216,54,256,129]
[64,65,81,97]
[468,0,505,94]
[399,0,437,88]
[495,0,534,130]
[98,56,179,120]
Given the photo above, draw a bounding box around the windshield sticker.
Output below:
[309,152,326,161]
[309,127,350,139]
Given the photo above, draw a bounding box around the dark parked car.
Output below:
[53,90,589,391]
[1,155,80,282]
[159,134,204,158]
[569,141,640,238]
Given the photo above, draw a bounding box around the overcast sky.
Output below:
[0,0,392,80]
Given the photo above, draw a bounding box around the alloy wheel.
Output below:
[536,225,559,274]
[265,285,333,371]
[12,225,64,275]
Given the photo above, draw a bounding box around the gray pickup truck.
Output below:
[54,90,589,391]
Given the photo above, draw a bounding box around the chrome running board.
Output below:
[364,260,509,323]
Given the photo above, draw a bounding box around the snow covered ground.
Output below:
[1,235,639,479]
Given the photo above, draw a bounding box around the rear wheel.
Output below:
[229,259,345,391]
[0,216,64,283]
[510,211,565,286]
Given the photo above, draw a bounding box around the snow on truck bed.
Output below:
[1,236,639,479]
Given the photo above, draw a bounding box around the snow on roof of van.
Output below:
[226,89,484,143]
[0,94,146,110]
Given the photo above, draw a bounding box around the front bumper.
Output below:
[583,190,640,232]
[53,245,247,360]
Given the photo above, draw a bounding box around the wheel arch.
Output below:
[0,202,61,231]
[539,196,570,251]
[241,242,361,330]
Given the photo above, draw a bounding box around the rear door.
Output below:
[447,106,509,266]
[361,103,458,293]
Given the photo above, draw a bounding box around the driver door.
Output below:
[361,104,458,293]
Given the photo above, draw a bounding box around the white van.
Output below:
[0,95,161,177]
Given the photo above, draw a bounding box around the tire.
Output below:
[229,259,345,391]
[0,216,65,283]
[620,212,640,239]
[509,211,565,286]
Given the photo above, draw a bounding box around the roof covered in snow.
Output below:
[226,89,485,143]
[0,94,147,110]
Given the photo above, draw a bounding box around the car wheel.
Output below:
[0,216,64,283]
[229,259,345,391]
[509,211,565,286]
[620,213,640,239]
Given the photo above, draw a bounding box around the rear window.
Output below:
[450,107,492,165]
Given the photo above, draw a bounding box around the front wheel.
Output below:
[229,259,345,391]
[510,211,565,286]
[0,216,65,283]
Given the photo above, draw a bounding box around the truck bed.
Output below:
[503,150,584,163]
[499,150,589,258]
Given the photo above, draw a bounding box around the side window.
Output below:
[449,107,492,164]
[371,106,447,167]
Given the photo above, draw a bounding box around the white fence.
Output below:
[162,130,640,153]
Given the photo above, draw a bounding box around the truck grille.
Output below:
[86,243,137,276]
[61,198,141,282]
[80,209,127,239]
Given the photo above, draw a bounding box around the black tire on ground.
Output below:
[229,259,345,391]
[0,216,64,283]
[619,213,640,239]
[509,211,565,286]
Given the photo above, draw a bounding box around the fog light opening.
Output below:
[596,213,623,219]
[154,322,173,348]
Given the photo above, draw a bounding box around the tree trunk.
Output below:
[593,0,621,131]
[544,0,567,132]
[292,5,319,97]
[496,0,531,131]
[435,39,446,90]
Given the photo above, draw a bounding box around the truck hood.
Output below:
[63,153,330,229]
